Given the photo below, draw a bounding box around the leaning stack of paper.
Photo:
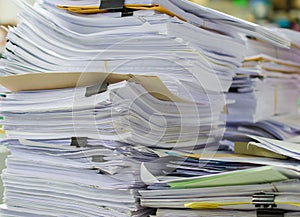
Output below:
[0,0,248,94]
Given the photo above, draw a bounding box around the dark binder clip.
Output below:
[92,155,104,162]
[256,209,285,217]
[85,82,108,97]
[99,0,134,17]
[252,192,285,217]
[71,137,88,147]
[100,0,124,10]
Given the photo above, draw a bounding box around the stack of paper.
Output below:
[153,0,290,48]
[225,30,300,139]
[0,0,248,94]
[0,1,244,216]
[0,72,224,147]
[0,138,154,217]
[139,161,300,216]
[133,9,300,217]
[136,130,300,216]
[0,1,298,217]
[226,70,299,123]
[0,71,225,216]
[31,0,290,47]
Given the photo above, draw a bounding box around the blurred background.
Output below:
[0,0,34,25]
[0,0,34,54]
[191,0,300,30]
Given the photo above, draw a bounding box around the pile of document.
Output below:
[226,71,299,123]
[0,138,154,217]
[225,30,300,140]
[139,142,300,216]
[0,71,224,216]
[0,0,250,95]
[0,72,224,148]
[226,52,300,123]
[0,0,299,217]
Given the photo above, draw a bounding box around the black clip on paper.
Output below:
[92,155,104,162]
[99,0,134,17]
[252,192,285,217]
[256,209,285,217]
[71,137,88,148]
[85,82,108,97]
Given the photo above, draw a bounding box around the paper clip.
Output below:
[71,137,88,147]
[99,0,133,17]
[85,83,108,97]
[252,192,285,217]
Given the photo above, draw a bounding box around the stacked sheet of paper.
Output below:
[0,1,299,217]
[138,131,300,215]
[225,30,300,141]
[133,7,300,217]
[226,72,299,123]
[0,73,225,147]
[0,138,154,217]
[0,0,249,95]
[0,71,226,216]
[0,1,245,216]
[139,160,300,216]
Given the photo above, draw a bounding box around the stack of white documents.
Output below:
[226,71,299,123]
[140,160,300,216]
[0,138,154,217]
[0,71,225,216]
[0,72,224,148]
[0,0,248,94]
[225,31,300,137]
[0,1,297,217]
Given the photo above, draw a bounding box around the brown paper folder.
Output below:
[0,72,188,102]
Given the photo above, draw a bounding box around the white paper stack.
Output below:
[0,1,297,217]
[0,73,224,147]
[0,138,154,217]
[136,130,300,217]
[139,161,300,217]
[154,0,290,48]
[0,0,248,95]
[0,72,224,216]
[225,30,300,137]
[226,72,300,123]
